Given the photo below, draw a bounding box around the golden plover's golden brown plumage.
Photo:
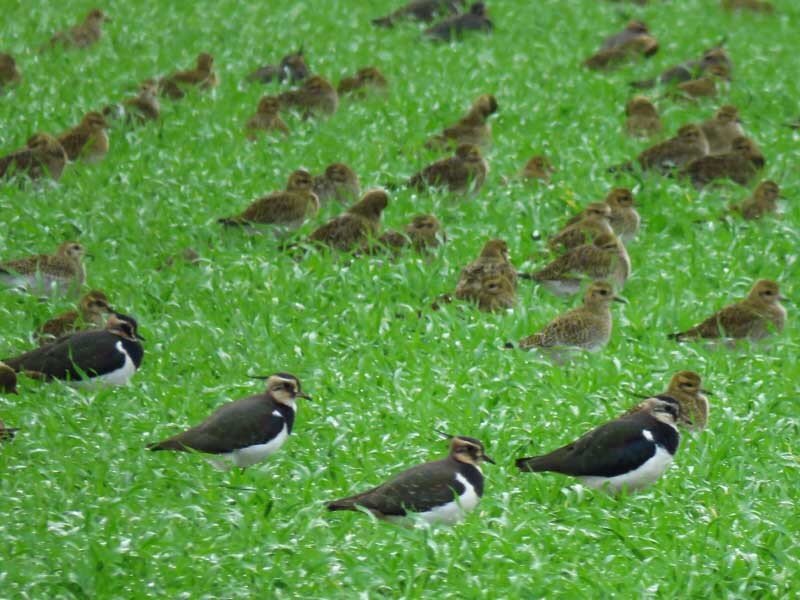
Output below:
[57,112,109,163]
[729,180,781,220]
[308,190,389,251]
[524,233,630,296]
[37,290,113,345]
[630,46,732,89]
[669,279,786,343]
[377,214,444,254]
[455,239,517,303]
[564,189,640,242]
[0,53,22,91]
[625,371,710,431]
[123,80,161,124]
[0,362,18,395]
[625,96,662,138]
[245,96,289,140]
[699,105,745,154]
[278,75,338,118]
[313,163,361,205]
[519,155,555,182]
[160,53,218,99]
[549,203,613,251]
[518,281,623,352]
[0,241,86,296]
[0,134,67,182]
[613,124,709,175]
[219,170,319,230]
[584,21,658,70]
[408,143,488,194]
[425,94,498,150]
[475,275,516,312]
[680,136,763,189]
[337,67,389,98]
[48,8,109,49]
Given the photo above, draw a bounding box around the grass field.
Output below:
[1,0,799,597]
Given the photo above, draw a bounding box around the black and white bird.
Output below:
[147,373,309,470]
[516,397,682,493]
[326,433,494,525]
[2,313,143,387]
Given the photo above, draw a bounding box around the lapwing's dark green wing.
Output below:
[173,396,288,454]
[336,459,464,516]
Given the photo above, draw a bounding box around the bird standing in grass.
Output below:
[327,433,493,525]
[728,180,781,220]
[0,242,86,296]
[160,53,218,99]
[408,143,488,194]
[624,371,710,431]
[425,94,498,150]
[518,155,555,182]
[0,53,21,92]
[516,397,682,493]
[308,190,389,251]
[48,8,109,49]
[0,134,68,182]
[313,163,361,205]
[218,170,319,231]
[377,214,444,255]
[246,48,309,84]
[517,281,624,353]
[337,67,389,98]
[148,373,310,470]
[245,96,289,140]
[455,239,517,303]
[548,203,613,252]
[668,279,786,343]
[37,290,114,345]
[372,0,465,27]
[680,136,763,189]
[57,112,109,163]
[625,96,662,138]
[0,362,18,395]
[523,233,630,296]
[584,21,658,70]
[278,75,338,118]
[630,46,731,89]
[424,2,493,41]
[122,81,161,124]
[699,105,745,155]
[613,124,708,175]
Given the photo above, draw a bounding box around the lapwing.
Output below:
[624,371,711,431]
[147,373,309,470]
[668,279,786,343]
[2,313,143,386]
[516,397,682,493]
[327,433,494,525]
[372,0,465,27]
[423,2,493,42]
[0,241,86,296]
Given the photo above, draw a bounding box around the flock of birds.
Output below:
[0,0,793,525]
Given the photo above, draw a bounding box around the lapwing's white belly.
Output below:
[580,443,674,493]
[227,423,289,468]
[74,341,137,387]
[418,473,480,525]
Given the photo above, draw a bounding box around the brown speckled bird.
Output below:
[625,371,710,431]
[455,239,517,303]
[160,53,218,99]
[337,67,389,97]
[631,46,731,89]
[671,64,730,101]
[308,190,389,251]
[278,75,338,118]
[49,8,109,49]
[0,134,68,182]
[0,362,18,395]
[549,203,613,251]
[219,170,319,230]
[378,214,444,253]
[729,180,781,220]
[0,53,21,92]
[699,105,745,155]
[424,2,493,41]
[245,96,289,140]
[475,275,516,312]
[373,0,465,26]
[564,189,640,243]
[313,163,361,204]
[721,0,774,12]
[57,112,109,163]
[408,143,488,194]
[123,80,161,124]
[425,94,498,150]
[523,233,630,297]
[37,290,113,345]
[613,124,708,175]
[519,155,555,182]
[518,281,624,352]
[0,241,86,296]
[584,21,658,70]
[680,136,763,189]
[625,96,662,138]
[669,279,786,343]
[246,48,310,84]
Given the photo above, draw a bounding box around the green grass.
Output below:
[1,0,799,597]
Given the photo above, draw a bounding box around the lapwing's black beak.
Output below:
[613,296,628,304]
[483,454,496,465]
[136,333,146,341]
[435,429,454,440]
[296,392,312,400]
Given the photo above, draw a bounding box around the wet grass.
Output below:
[1,0,799,597]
